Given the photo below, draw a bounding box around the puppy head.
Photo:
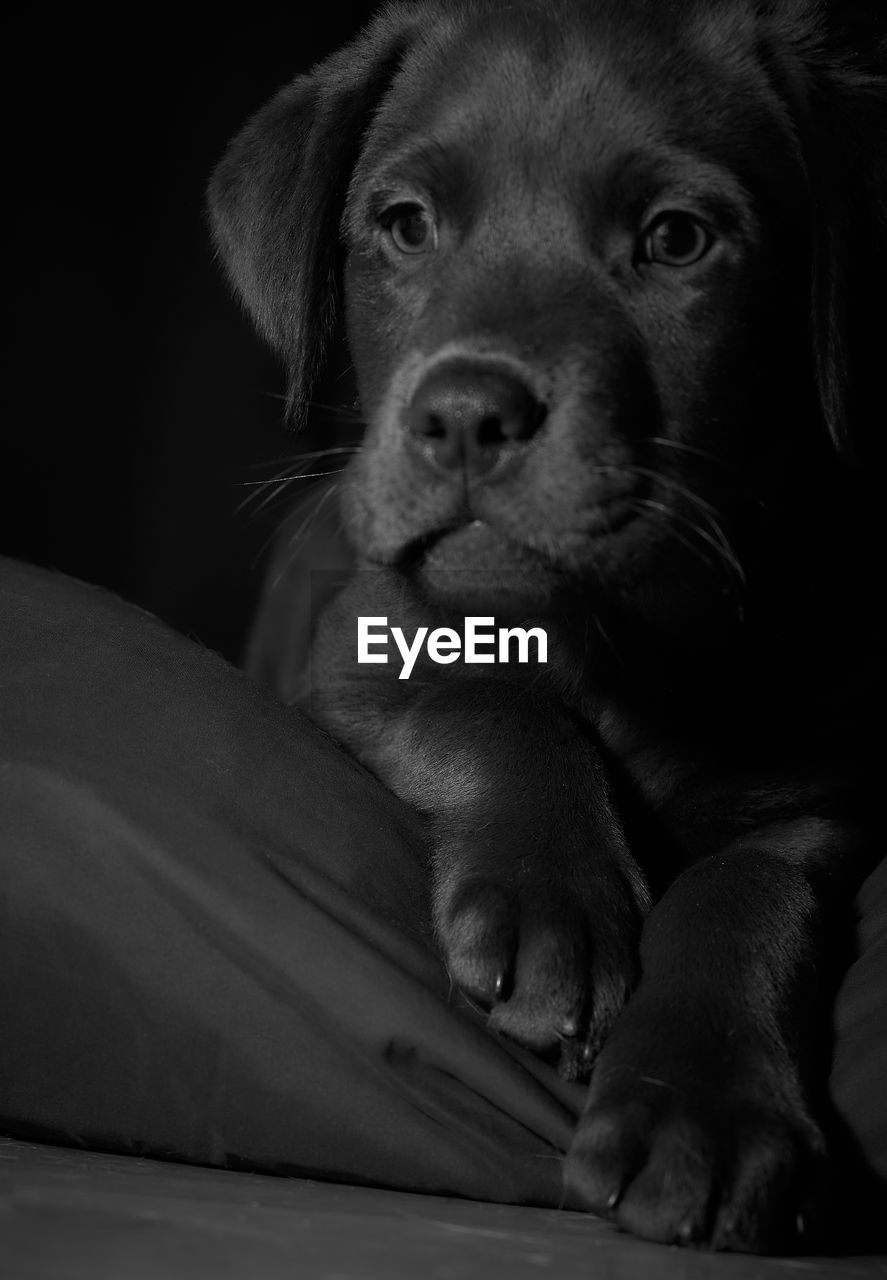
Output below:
[209,0,885,620]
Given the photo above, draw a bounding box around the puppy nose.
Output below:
[406,363,547,475]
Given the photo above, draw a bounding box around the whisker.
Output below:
[631,498,747,625]
[238,467,349,520]
[249,480,337,569]
[307,399,363,419]
[281,480,341,547]
[238,466,351,489]
[598,463,719,517]
[267,482,343,587]
[626,498,719,577]
[646,436,728,466]
[615,465,744,578]
[635,497,745,584]
[235,446,360,519]
[593,462,746,589]
[243,446,361,475]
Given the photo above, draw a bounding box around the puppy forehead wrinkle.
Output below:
[347,136,471,215]
[608,148,756,215]
[356,6,642,169]
[348,10,797,222]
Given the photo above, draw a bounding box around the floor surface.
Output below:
[2,1138,885,1279]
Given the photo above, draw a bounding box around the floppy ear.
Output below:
[791,11,887,461]
[207,4,427,422]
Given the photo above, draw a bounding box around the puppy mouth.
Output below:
[401,521,561,614]
[404,519,539,572]
[394,501,641,613]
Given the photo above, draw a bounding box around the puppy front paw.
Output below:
[434,847,647,1076]
[564,1022,828,1251]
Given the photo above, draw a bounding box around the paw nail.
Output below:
[606,1189,621,1211]
[492,972,504,998]
[796,1213,805,1236]
[561,1016,578,1037]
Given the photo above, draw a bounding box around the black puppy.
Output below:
[209,0,886,1253]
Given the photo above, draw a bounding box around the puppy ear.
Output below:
[207,5,425,422]
[797,15,887,461]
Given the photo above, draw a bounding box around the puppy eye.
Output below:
[641,213,711,267]
[385,205,438,255]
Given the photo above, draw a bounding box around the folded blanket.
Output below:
[0,556,884,1221]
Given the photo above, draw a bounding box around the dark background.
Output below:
[6,11,373,663]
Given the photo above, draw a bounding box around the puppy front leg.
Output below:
[311,588,649,1069]
[565,817,867,1251]
[390,682,652,1063]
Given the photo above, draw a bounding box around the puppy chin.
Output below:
[411,521,566,616]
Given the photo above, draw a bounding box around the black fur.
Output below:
[209,0,886,1253]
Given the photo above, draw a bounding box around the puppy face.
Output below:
[209,0,885,623]
[340,3,820,616]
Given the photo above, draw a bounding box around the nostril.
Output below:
[426,411,447,439]
[501,399,547,443]
[477,413,505,446]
